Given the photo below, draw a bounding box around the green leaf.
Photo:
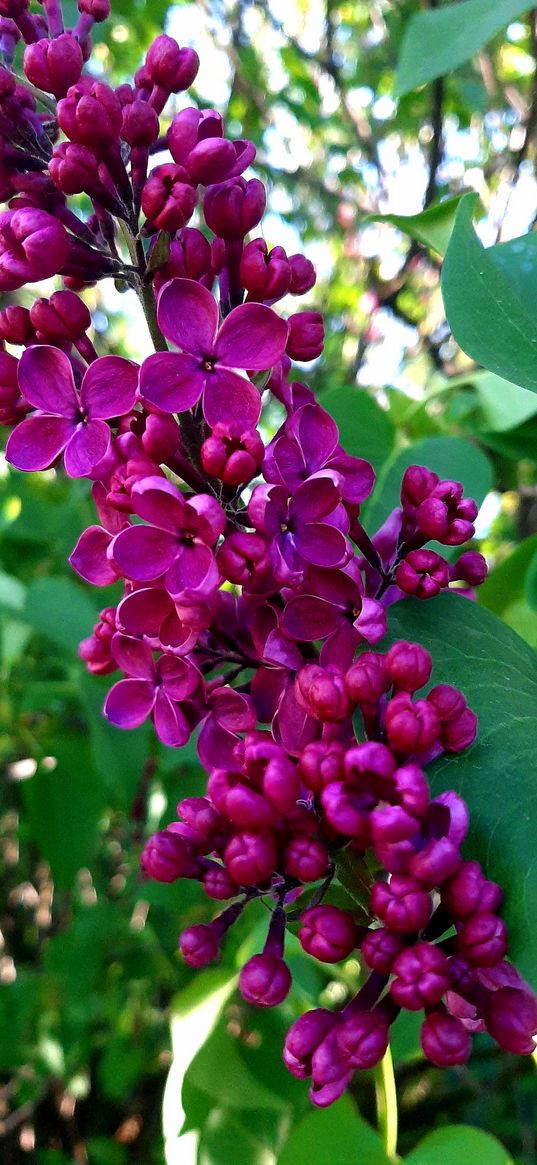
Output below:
[79,673,152,808]
[363,435,493,534]
[186,1014,287,1112]
[525,549,537,613]
[320,387,395,473]
[21,733,107,888]
[277,1094,390,1165]
[479,535,537,614]
[394,0,531,97]
[366,197,466,258]
[442,196,537,392]
[0,569,26,613]
[388,594,537,986]
[471,371,537,432]
[24,576,98,653]
[405,1125,513,1165]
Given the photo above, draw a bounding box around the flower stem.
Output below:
[374,1046,399,1161]
[119,222,168,353]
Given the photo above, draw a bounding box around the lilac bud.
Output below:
[299,905,358,963]
[441,860,489,919]
[141,830,189,882]
[121,99,159,147]
[443,709,478,752]
[361,927,404,974]
[484,987,537,1054]
[0,350,26,426]
[145,34,199,93]
[23,33,83,98]
[284,837,329,883]
[345,652,389,706]
[385,641,432,694]
[239,953,292,1007]
[371,876,432,934]
[456,912,508,967]
[396,550,449,599]
[393,764,430,818]
[385,693,441,756]
[58,80,123,148]
[224,830,277,886]
[299,740,345,793]
[177,796,220,839]
[203,865,238,901]
[179,923,220,967]
[296,664,351,721]
[421,1010,471,1066]
[409,837,461,888]
[217,531,270,586]
[0,208,69,291]
[289,253,316,294]
[453,551,487,586]
[401,465,439,507]
[390,942,450,1010]
[141,163,197,231]
[78,0,110,18]
[204,177,266,240]
[30,290,91,342]
[201,422,264,486]
[371,805,420,846]
[337,1010,390,1070]
[344,741,396,795]
[240,239,291,301]
[320,782,372,846]
[0,304,33,346]
[287,311,324,361]
[283,1009,335,1079]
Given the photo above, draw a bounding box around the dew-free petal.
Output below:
[139,351,204,413]
[64,418,110,477]
[104,677,155,729]
[215,302,288,370]
[6,413,72,471]
[80,355,138,419]
[157,277,219,354]
[18,344,78,414]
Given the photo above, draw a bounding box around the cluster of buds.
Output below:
[0,0,534,1106]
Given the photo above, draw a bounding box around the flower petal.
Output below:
[165,542,219,598]
[296,404,338,470]
[6,413,72,471]
[104,677,155,729]
[139,351,205,414]
[202,367,261,428]
[111,633,156,679]
[131,475,186,534]
[215,303,288,370]
[18,345,78,414]
[63,419,110,477]
[69,525,118,585]
[294,523,349,568]
[157,277,219,355]
[290,476,340,522]
[112,524,177,581]
[117,587,172,636]
[282,595,342,641]
[153,688,191,747]
[159,654,199,700]
[80,355,138,419]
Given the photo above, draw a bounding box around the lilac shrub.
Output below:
[0,0,535,1108]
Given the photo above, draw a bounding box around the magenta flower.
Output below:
[138,277,288,427]
[248,476,350,578]
[111,475,225,597]
[6,346,138,477]
[104,633,200,746]
[264,402,374,504]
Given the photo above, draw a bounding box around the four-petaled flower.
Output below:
[104,633,200,746]
[6,346,138,477]
[139,277,289,427]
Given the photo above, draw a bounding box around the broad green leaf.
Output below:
[395,0,531,97]
[366,197,466,258]
[471,371,537,431]
[320,387,395,473]
[363,435,493,534]
[389,595,537,985]
[79,672,152,808]
[198,1109,275,1165]
[405,1124,513,1165]
[185,1014,287,1112]
[24,576,99,653]
[525,549,537,613]
[277,1094,390,1165]
[0,569,26,612]
[479,535,537,614]
[21,733,107,888]
[442,196,537,392]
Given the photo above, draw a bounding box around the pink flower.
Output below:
[6,346,138,477]
[139,277,288,427]
[104,633,199,746]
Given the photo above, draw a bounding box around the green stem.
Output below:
[119,222,168,353]
[374,1046,399,1161]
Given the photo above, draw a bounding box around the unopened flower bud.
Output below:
[299,905,358,963]
[396,550,449,599]
[390,941,450,1010]
[421,1010,471,1066]
[385,641,432,693]
[239,953,292,1007]
[287,311,324,361]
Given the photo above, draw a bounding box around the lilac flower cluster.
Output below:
[0,0,535,1104]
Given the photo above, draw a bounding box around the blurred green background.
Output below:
[2,1,537,1161]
